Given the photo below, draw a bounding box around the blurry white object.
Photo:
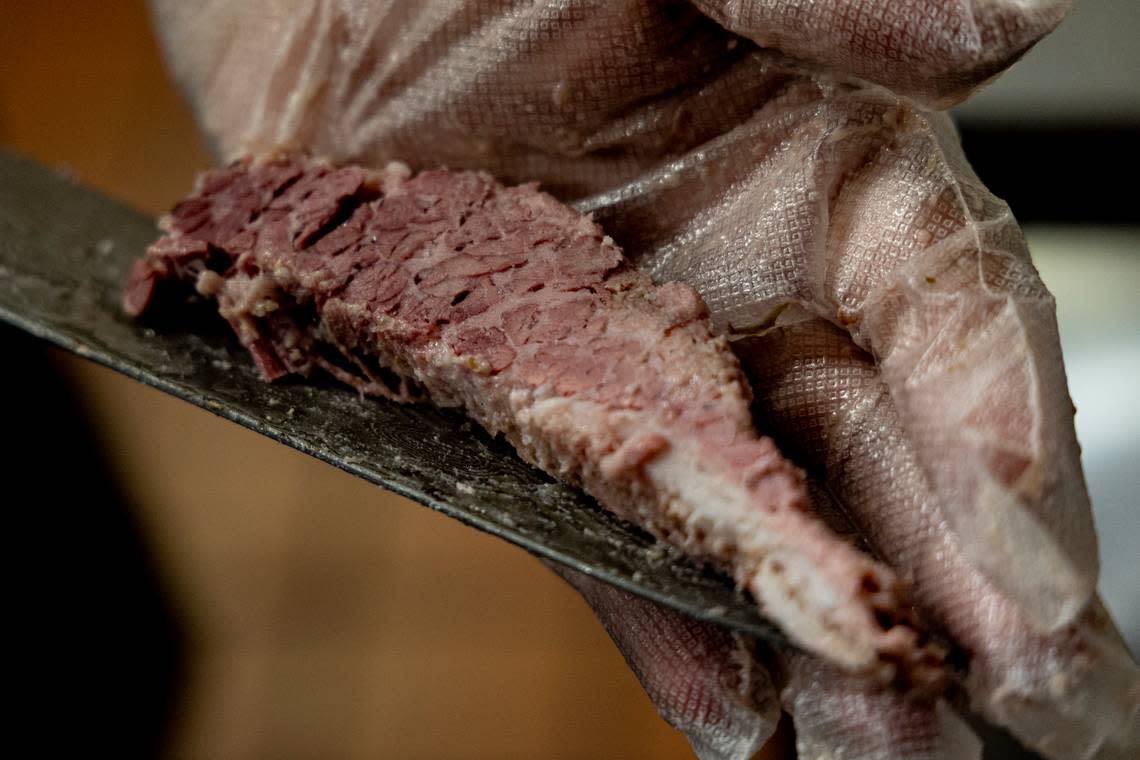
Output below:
[955,0,1140,125]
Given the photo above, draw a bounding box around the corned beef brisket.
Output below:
[125,154,943,683]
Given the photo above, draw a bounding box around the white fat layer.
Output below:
[522,395,876,670]
[647,441,873,670]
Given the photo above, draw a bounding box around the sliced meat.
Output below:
[125,154,942,680]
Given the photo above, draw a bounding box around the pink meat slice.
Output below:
[124,154,943,681]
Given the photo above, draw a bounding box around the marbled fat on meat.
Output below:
[125,155,943,682]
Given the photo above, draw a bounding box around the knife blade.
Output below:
[0,148,783,643]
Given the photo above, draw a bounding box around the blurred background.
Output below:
[2,1,1136,758]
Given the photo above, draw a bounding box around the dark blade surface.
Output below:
[0,149,781,642]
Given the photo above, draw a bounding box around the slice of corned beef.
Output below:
[125,154,943,683]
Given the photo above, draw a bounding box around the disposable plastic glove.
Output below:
[149,1,1138,757]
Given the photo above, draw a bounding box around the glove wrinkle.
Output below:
[688,0,1070,106]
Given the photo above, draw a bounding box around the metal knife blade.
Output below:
[0,148,782,642]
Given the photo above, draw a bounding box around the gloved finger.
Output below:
[688,0,1071,106]
[150,0,1071,175]
[736,314,1140,759]
[776,650,980,760]
[833,109,1096,632]
[149,0,781,194]
[586,86,1095,634]
[546,562,781,760]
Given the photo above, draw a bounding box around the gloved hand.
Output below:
[148,1,1139,757]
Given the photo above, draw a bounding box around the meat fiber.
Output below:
[125,154,943,682]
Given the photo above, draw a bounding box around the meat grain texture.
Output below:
[125,155,940,684]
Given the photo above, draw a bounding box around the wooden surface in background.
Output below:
[1,2,788,757]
